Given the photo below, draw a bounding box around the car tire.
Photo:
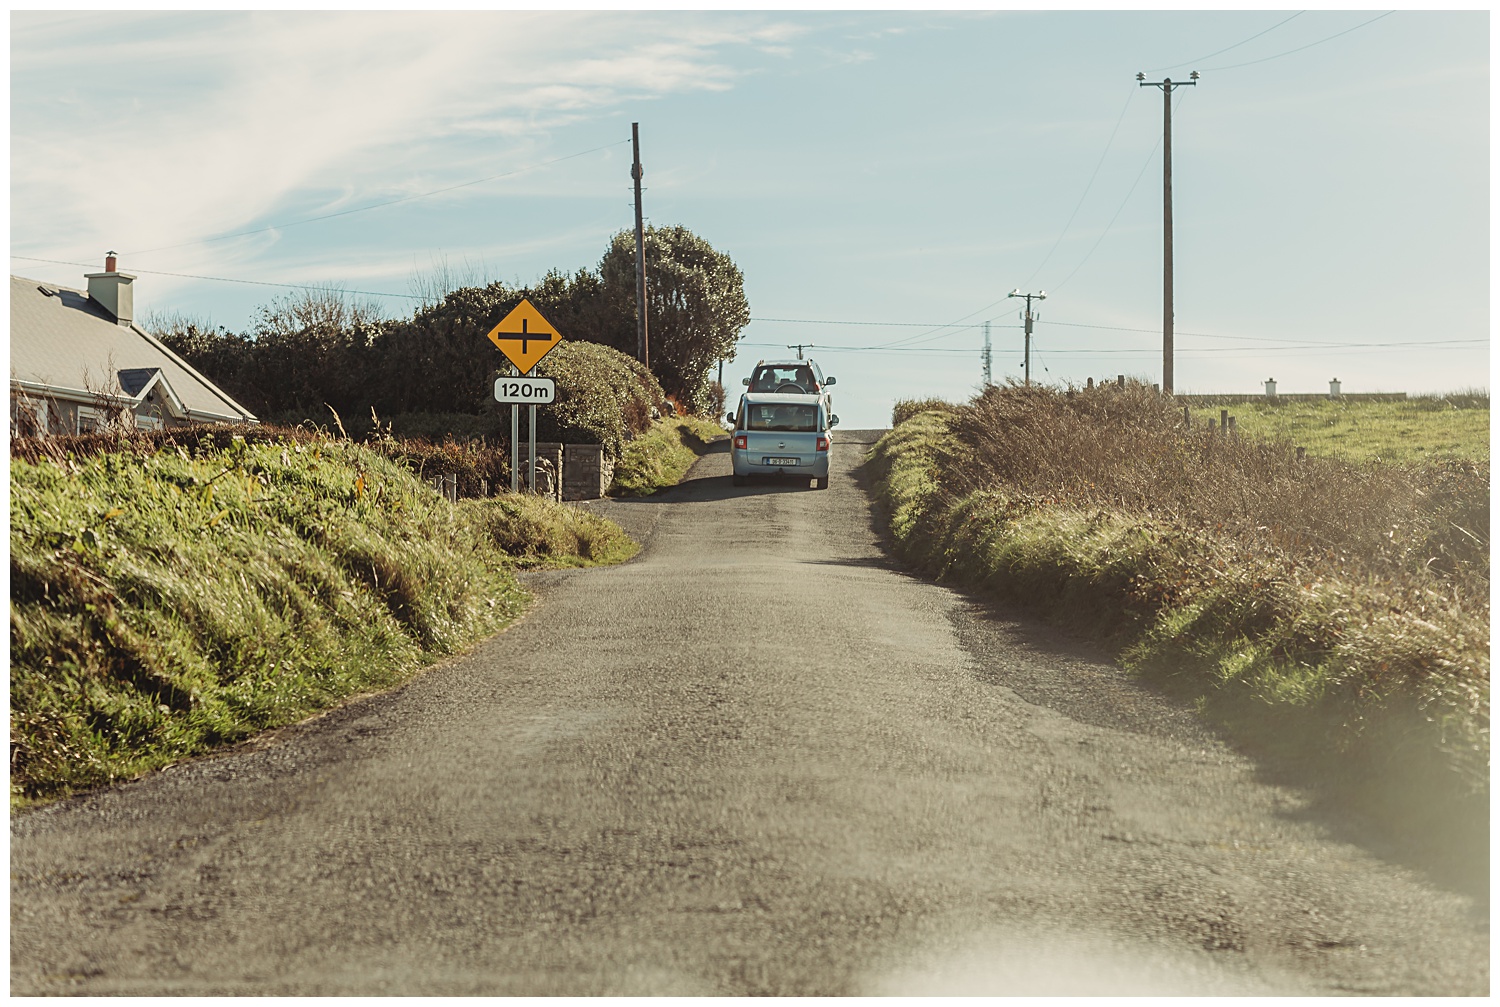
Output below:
[732,474,746,487]
[815,477,828,490]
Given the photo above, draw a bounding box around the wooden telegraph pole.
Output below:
[632,123,649,370]
[1137,71,1197,395]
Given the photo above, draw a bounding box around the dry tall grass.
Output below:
[871,382,1489,812]
[949,382,1488,596]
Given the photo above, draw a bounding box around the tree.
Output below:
[372,281,522,416]
[599,225,750,413]
[244,288,383,419]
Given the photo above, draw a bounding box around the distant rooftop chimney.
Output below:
[85,250,135,326]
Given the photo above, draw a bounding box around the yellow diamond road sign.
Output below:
[486,298,562,374]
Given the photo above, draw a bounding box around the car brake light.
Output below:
[734,434,747,450]
[816,436,829,451]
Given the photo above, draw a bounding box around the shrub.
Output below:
[530,340,669,459]
[364,433,511,498]
[460,494,637,569]
[891,397,959,428]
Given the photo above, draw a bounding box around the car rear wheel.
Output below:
[815,477,828,490]
[732,474,746,487]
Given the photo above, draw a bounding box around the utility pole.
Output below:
[632,122,649,370]
[982,320,993,387]
[1008,290,1045,386]
[1137,71,1197,395]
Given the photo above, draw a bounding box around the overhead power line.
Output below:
[1021,84,1137,291]
[1201,11,1395,72]
[1146,11,1305,73]
[748,315,1484,352]
[738,338,1482,358]
[11,255,423,300]
[120,138,632,257]
[752,316,998,329]
[1049,122,1164,294]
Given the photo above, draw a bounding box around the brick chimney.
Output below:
[85,250,135,326]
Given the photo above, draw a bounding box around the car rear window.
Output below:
[750,366,817,391]
[746,403,819,432]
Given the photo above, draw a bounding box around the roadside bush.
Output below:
[531,339,670,459]
[366,434,511,498]
[460,494,637,569]
[891,397,959,428]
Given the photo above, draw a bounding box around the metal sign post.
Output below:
[528,369,537,494]
[510,366,519,493]
[496,371,558,493]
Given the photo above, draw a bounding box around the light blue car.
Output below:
[727,392,839,489]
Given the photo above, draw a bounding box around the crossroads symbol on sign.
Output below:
[486,299,562,374]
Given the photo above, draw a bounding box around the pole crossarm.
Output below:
[1137,70,1199,92]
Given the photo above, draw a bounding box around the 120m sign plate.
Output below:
[494,376,557,404]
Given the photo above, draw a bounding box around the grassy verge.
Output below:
[10,431,635,807]
[609,416,728,497]
[867,386,1488,830]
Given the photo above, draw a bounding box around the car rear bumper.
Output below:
[731,451,830,479]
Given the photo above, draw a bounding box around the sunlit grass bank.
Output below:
[610,416,728,497]
[868,385,1488,822]
[10,431,633,806]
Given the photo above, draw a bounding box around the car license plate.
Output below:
[764,456,799,466]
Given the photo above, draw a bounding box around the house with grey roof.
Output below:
[10,254,257,436]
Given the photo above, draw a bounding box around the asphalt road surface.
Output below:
[11,431,1488,995]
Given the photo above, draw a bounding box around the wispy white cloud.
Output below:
[11,11,810,274]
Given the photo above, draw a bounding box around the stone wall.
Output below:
[562,443,613,501]
[516,442,563,500]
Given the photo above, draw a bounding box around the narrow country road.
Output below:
[10,431,1487,995]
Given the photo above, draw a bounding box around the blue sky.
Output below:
[10,9,1491,429]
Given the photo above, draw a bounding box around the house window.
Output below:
[76,406,104,434]
[11,397,49,437]
[135,412,163,431]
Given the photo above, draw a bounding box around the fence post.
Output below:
[1296,446,1306,461]
[1182,405,1190,426]
[1227,416,1236,435]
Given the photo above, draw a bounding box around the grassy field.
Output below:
[10,429,637,806]
[868,384,1488,840]
[1185,393,1489,464]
